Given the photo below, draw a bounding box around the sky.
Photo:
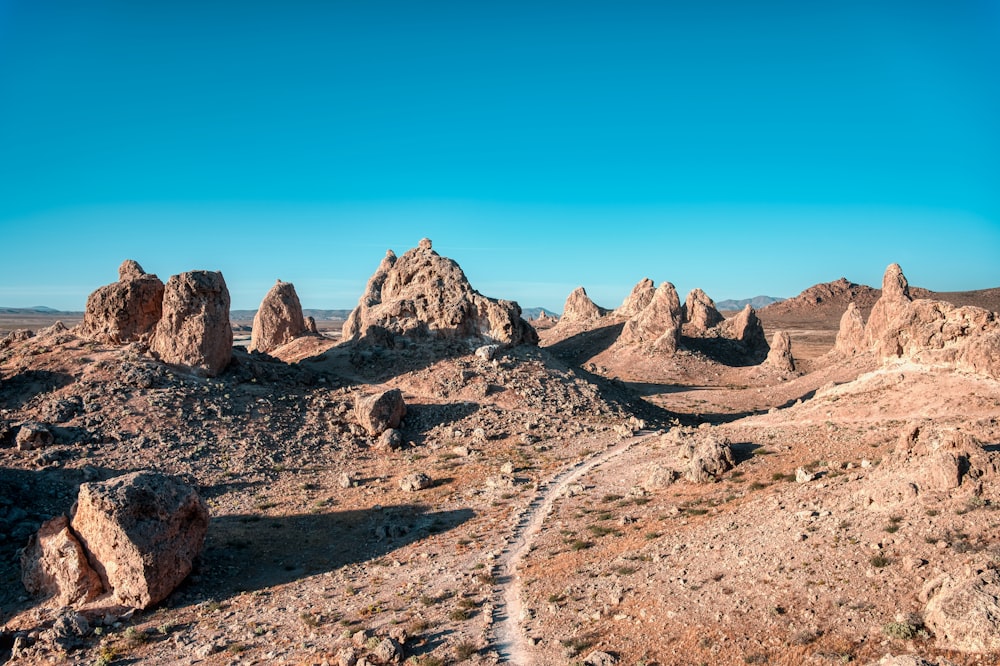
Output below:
[1,0,998,312]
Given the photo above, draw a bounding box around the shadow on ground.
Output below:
[179,505,475,604]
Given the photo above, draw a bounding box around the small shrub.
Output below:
[455,641,478,661]
[883,621,917,640]
[870,554,891,568]
[570,540,592,551]
[448,608,472,621]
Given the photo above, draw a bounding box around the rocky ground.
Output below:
[2,261,999,666]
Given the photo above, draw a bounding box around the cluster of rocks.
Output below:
[21,471,208,610]
[80,260,233,376]
[552,279,781,364]
[342,239,538,348]
[835,263,1000,378]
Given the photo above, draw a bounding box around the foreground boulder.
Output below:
[21,472,208,610]
[342,239,537,347]
[71,472,209,609]
[21,516,104,607]
[355,389,407,436]
[922,563,1000,652]
[678,431,735,483]
[80,259,164,344]
[249,280,309,353]
[151,271,233,376]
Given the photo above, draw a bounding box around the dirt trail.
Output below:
[490,432,649,664]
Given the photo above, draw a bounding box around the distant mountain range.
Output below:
[714,296,786,311]
[0,306,83,315]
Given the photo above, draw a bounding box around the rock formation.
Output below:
[355,389,407,436]
[720,305,769,356]
[249,280,309,353]
[834,302,867,355]
[678,431,735,483]
[765,330,795,372]
[865,263,912,356]
[21,472,208,610]
[21,516,104,607]
[682,288,725,333]
[559,287,606,323]
[618,282,682,352]
[80,260,164,344]
[150,271,233,376]
[342,239,537,347]
[923,564,1000,652]
[613,278,656,319]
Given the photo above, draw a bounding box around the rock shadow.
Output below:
[681,336,768,367]
[180,505,475,604]
[544,323,624,366]
[0,370,75,411]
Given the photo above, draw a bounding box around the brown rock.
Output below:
[613,278,656,319]
[765,331,795,372]
[866,263,913,356]
[619,282,682,353]
[16,422,53,451]
[304,316,319,335]
[21,516,104,607]
[400,473,432,492]
[721,305,769,355]
[342,240,537,346]
[70,471,209,609]
[678,432,735,483]
[355,389,406,436]
[682,288,724,332]
[80,259,164,345]
[835,302,867,355]
[150,271,233,377]
[923,565,1000,652]
[249,280,307,353]
[560,287,606,323]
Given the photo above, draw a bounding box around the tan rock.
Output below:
[835,302,867,354]
[682,288,724,333]
[80,259,164,345]
[16,422,53,451]
[866,263,913,356]
[765,330,795,372]
[304,316,319,335]
[560,287,606,323]
[619,282,682,352]
[249,280,307,353]
[21,516,104,607]
[70,471,209,610]
[151,270,233,377]
[342,240,537,346]
[355,389,406,436]
[924,565,1000,652]
[613,278,656,319]
[720,305,768,355]
[678,432,734,483]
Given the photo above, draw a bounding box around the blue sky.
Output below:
[1,0,998,311]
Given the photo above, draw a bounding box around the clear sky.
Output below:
[1,0,998,312]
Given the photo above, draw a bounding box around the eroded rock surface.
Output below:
[249,280,308,353]
[355,389,407,436]
[21,516,103,607]
[682,288,725,333]
[342,239,537,347]
[618,282,682,352]
[151,270,233,376]
[613,278,656,319]
[80,260,164,344]
[765,330,795,372]
[560,287,606,323]
[835,302,867,355]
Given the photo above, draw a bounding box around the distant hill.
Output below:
[0,306,83,315]
[715,296,785,312]
[522,307,559,320]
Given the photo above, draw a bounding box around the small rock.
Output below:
[795,467,815,483]
[399,473,432,492]
[16,423,53,451]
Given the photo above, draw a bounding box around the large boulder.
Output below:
[835,302,867,355]
[80,260,164,344]
[342,239,537,346]
[618,282,682,352]
[21,516,104,607]
[69,472,209,610]
[249,280,308,353]
[678,432,735,483]
[613,278,656,319]
[559,287,606,323]
[922,564,1000,652]
[150,271,233,376]
[355,389,407,436]
[720,305,769,356]
[682,288,724,333]
[764,330,795,372]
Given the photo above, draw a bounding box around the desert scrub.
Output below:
[455,641,478,661]
[870,554,891,568]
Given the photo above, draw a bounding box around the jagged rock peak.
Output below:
[618,281,682,353]
[80,259,165,345]
[342,239,537,347]
[249,280,309,354]
[835,302,866,355]
[614,278,656,319]
[682,288,724,332]
[765,330,795,372]
[721,305,769,356]
[560,287,605,323]
[882,263,912,302]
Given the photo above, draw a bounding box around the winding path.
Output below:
[490,432,649,663]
